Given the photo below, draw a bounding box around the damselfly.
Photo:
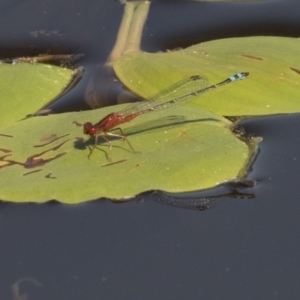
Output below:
[84,72,249,159]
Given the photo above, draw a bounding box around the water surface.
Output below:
[0,0,300,299]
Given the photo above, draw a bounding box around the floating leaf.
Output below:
[0,104,255,203]
[114,36,300,116]
[0,62,77,128]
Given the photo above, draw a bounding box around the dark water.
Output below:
[1,0,300,299]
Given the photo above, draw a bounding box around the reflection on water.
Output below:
[155,189,255,211]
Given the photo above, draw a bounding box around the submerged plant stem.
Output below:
[106,1,150,65]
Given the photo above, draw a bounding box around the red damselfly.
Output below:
[84,72,249,160]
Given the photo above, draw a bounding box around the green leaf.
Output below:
[114,36,300,116]
[0,104,255,203]
[0,62,76,128]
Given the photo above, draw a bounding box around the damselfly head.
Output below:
[83,122,97,136]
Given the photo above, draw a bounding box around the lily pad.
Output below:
[0,104,254,203]
[114,36,300,116]
[0,62,77,128]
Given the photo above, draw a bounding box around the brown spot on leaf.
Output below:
[0,133,13,138]
[73,121,83,127]
[290,67,300,75]
[0,154,20,169]
[0,148,11,153]
[0,157,11,169]
[101,159,127,167]
[23,169,43,176]
[24,152,66,168]
[52,139,70,151]
[45,173,57,179]
[241,54,263,61]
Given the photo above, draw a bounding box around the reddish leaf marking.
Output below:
[0,140,69,170]
[24,153,66,168]
[241,54,263,61]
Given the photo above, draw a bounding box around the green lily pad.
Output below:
[114,36,300,116]
[0,62,77,128]
[0,104,254,203]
